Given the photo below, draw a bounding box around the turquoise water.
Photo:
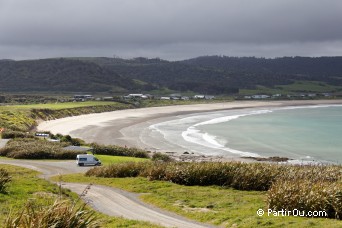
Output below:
[197,106,342,163]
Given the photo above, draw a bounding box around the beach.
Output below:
[38,100,342,161]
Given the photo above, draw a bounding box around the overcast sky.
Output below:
[1,0,342,60]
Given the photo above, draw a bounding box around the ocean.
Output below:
[147,105,342,164]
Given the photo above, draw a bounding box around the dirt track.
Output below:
[0,159,214,228]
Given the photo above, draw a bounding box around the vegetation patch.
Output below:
[0,168,11,193]
[1,129,35,139]
[151,152,174,162]
[85,161,342,220]
[0,101,133,132]
[0,138,81,159]
[91,143,149,158]
[4,198,100,228]
[57,174,342,227]
[95,155,148,166]
[0,164,161,228]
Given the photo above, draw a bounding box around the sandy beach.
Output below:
[38,100,342,161]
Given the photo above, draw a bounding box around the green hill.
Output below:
[1,56,342,94]
[0,58,146,93]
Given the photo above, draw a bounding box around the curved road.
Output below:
[0,159,214,228]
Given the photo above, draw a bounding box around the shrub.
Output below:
[151,152,173,162]
[90,143,149,158]
[4,199,100,228]
[0,138,82,159]
[1,130,35,139]
[0,168,11,193]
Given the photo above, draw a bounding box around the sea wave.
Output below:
[181,109,273,157]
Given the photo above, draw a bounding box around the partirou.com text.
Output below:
[257,208,328,217]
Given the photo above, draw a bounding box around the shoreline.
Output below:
[38,99,342,162]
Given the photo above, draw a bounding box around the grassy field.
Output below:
[0,164,161,228]
[55,174,342,228]
[95,155,149,165]
[0,101,127,111]
[0,101,133,131]
[239,81,342,95]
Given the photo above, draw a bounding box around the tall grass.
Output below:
[4,199,100,228]
[0,168,11,193]
[268,180,342,219]
[90,143,149,158]
[85,161,342,219]
[86,162,149,178]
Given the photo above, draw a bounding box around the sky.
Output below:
[1,0,342,60]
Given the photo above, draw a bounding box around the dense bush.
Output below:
[52,134,84,146]
[1,129,35,139]
[4,199,99,228]
[0,138,82,159]
[268,180,342,219]
[90,143,149,158]
[0,168,11,193]
[151,152,173,162]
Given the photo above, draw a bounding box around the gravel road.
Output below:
[0,159,214,228]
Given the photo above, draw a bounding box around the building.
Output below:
[160,96,171,100]
[73,95,93,101]
[193,95,205,99]
[252,95,270,99]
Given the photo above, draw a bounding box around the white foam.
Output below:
[180,110,274,157]
[148,105,342,162]
[193,109,272,127]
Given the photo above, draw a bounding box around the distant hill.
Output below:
[75,56,342,94]
[0,58,148,93]
[1,56,342,94]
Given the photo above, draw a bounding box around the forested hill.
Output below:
[0,58,145,92]
[1,56,342,94]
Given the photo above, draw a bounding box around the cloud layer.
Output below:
[1,0,342,60]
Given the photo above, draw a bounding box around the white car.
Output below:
[76,154,101,166]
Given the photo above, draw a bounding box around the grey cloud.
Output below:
[0,0,342,59]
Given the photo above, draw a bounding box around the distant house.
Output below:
[35,132,49,138]
[193,95,205,99]
[128,94,143,98]
[102,97,114,101]
[126,94,148,99]
[252,95,270,99]
[181,96,189,100]
[74,95,93,101]
[160,97,171,100]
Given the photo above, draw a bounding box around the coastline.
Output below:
[38,99,342,162]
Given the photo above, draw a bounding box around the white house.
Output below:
[160,97,171,100]
[252,95,270,99]
[194,95,205,99]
